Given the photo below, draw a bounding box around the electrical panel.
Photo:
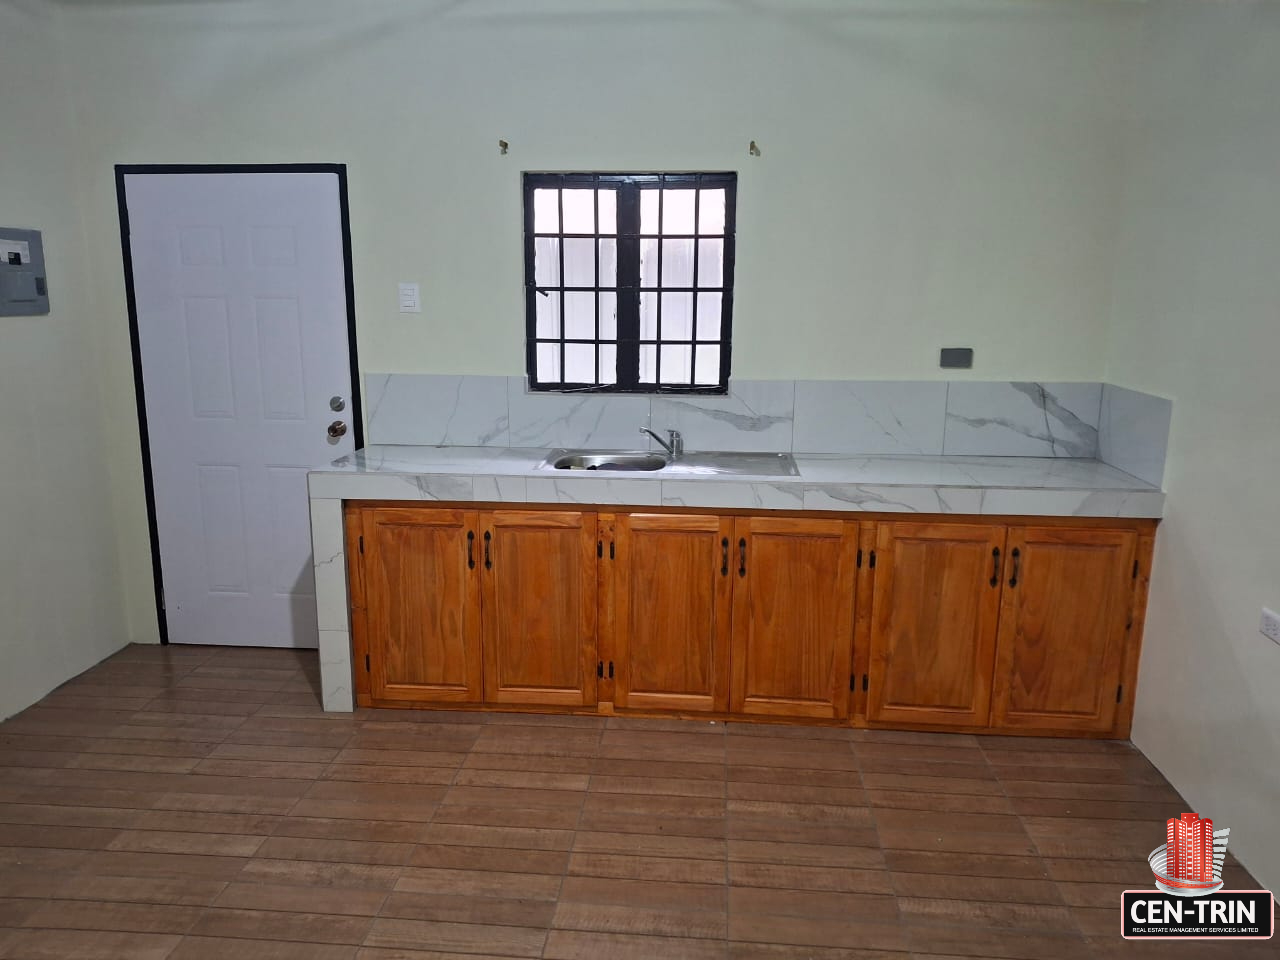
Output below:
[0,228,49,317]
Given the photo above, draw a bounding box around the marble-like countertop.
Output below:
[307,445,1164,518]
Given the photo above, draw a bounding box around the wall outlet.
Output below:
[1261,608,1280,645]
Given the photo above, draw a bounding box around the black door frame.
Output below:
[115,163,364,646]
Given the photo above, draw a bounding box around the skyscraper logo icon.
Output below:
[1150,812,1230,896]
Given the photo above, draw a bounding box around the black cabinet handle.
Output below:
[738,538,747,578]
[721,537,729,576]
[467,531,475,570]
[989,546,1000,587]
[1009,547,1020,587]
[484,531,492,570]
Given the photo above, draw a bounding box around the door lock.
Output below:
[327,420,348,439]
[329,396,346,412]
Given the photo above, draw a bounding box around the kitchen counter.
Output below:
[307,444,1164,518]
[307,445,1162,712]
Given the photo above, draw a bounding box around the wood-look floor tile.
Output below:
[381,890,557,928]
[865,789,1014,815]
[254,836,415,866]
[890,872,1063,904]
[192,758,329,779]
[453,768,590,792]
[897,896,1076,931]
[727,800,871,824]
[21,898,204,934]
[552,900,727,939]
[728,840,884,870]
[999,779,1182,802]
[272,816,432,845]
[463,752,594,775]
[168,935,358,959]
[106,830,265,857]
[443,785,585,810]
[0,895,38,926]
[726,722,853,742]
[572,830,726,862]
[728,862,894,895]
[1008,796,1188,821]
[0,929,183,960]
[590,774,725,798]
[152,792,298,816]
[65,753,203,774]
[76,850,251,881]
[213,881,386,916]
[728,781,862,806]
[728,944,910,960]
[51,874,228,906]
[883,850,1049,880]
[592,758,725,781]
[543,929,727,960]
[304,781,448,807]
[394,866,562,901]
[336,748,467,769]
[876,828,1038,857]
[287,799,436,824]
[0,867,68,898]
[187,906,373,944]
[207,742,340,764]
[419,822,576,851]
[578,810,727,840]
[0,823,123,850]
[727,765,862,788]
[727,818,878,848]
[583,792,723,819]
[567,852,726,885]
[561,875,725,911]
[407,843,569,876]
[729,886,899,922]
[364,917,546,957]
[903,924,1089,959]
[431,804,579,830]
[237,858,403,891]
[728,913,908,952]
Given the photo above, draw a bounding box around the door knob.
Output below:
[327,420,348,439]
[329,396,346,412]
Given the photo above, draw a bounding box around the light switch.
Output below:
[398,282,421,314]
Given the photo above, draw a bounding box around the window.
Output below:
[523,172,736,393]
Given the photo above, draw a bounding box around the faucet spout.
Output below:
[640,426,684,460]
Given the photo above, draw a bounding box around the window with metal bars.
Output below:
[523,172,736,393]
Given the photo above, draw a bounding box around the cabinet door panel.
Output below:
[614,514,732,713]
[481,510,597,707]
[991,526,1135,732]
[868,522,1004,727]
[365,508,481,702]
[730,517,857,719]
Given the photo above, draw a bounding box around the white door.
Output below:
[125,171,357,647]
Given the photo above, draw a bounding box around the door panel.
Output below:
[868,522,1005,727]
[125,171,356,646]
[482,511,597,707]
[613,514,733,713]
[730,518,857,719]
[365,508,481,703]
[991,527,1136,732]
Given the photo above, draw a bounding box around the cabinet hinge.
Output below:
[862,674,869,692]
[358,535,364,555]
[856,548,863,569]
[1116,684,1123,703]
[868,550,876,570]
[364,654,370,672]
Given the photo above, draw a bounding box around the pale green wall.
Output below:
[52,0,1139,645]
[1108,0,1280,892]
[0,0,129,719]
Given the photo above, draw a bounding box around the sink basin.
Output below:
[537,449,799,477]
[548,451,668,472]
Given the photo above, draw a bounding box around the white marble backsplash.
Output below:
[365,374,1170,483]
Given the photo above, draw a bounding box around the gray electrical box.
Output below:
[0,228,50,316]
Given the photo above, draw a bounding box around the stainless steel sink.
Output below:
[537,449,799,477]
[547,451,668,472]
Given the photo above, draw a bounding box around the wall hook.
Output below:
[748,140,761,157]
[498,139,509,155]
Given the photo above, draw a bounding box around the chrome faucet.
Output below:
[640,426,684,460]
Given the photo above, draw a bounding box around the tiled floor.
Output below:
[0,645,1273,959]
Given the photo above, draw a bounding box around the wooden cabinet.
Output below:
[362,507,482,703]
[349,501,1153,738]
[867,522,1004,727]
[612,513,733,713]
[730,518,858,720]
[481,510,597,707]
[990,526,1136,732]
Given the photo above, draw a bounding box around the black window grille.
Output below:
[523,172,736,393]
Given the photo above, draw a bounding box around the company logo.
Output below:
[1121,812,1274,939]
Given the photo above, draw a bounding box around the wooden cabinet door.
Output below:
[364,507,482,703]
[613,513,733,713]
[480,510,598,707]
[867,522,1005,727]
[991,526,1136,732]
[730,517,858,720]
